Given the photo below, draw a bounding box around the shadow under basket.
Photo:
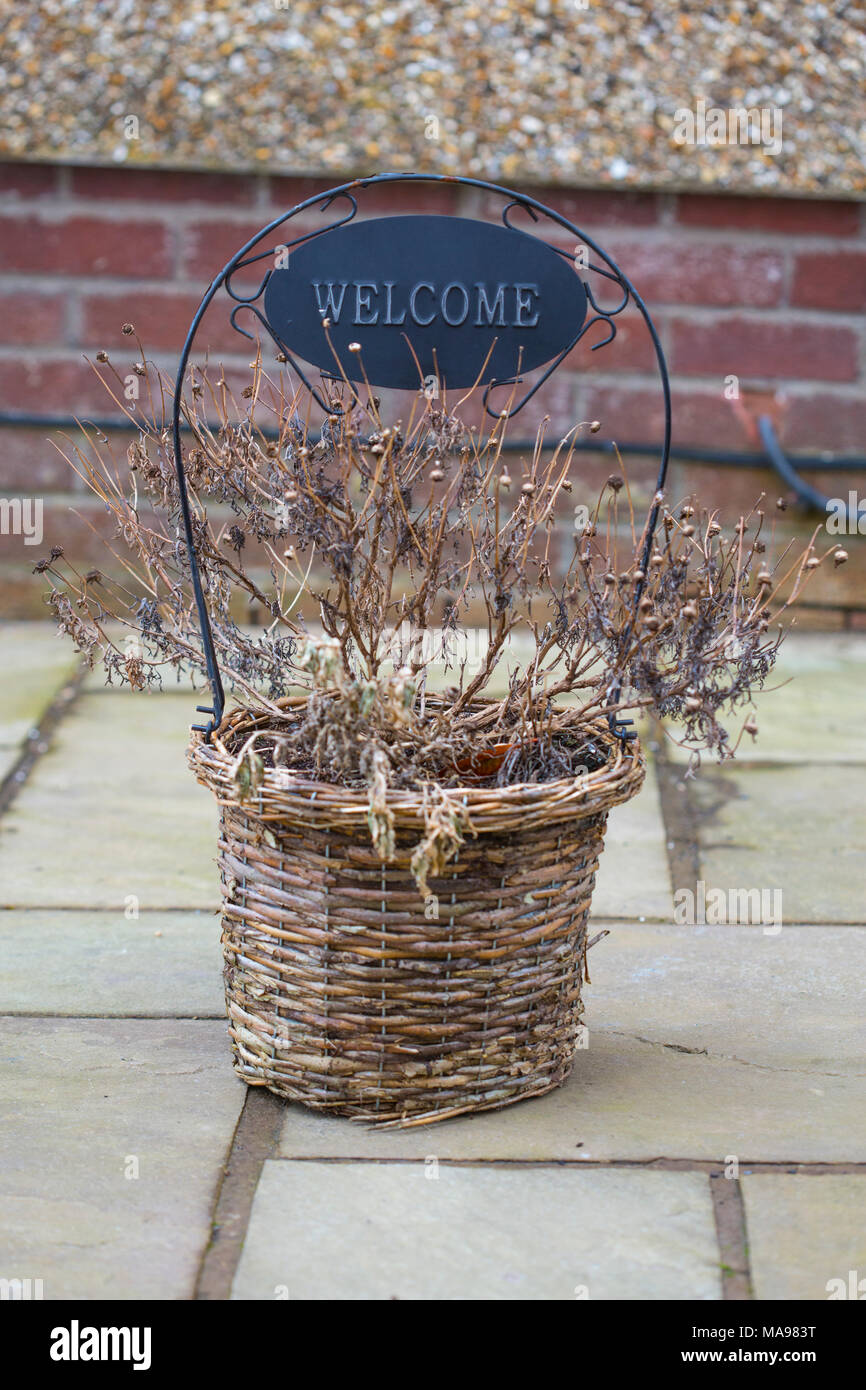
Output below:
[189,700,645,1128]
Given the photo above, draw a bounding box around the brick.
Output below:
[178,217,278,279]
[667,458,783,515]
[676,194,861,236]
[792,250,866,312]
[446,371,579,439]
[0,290,66,345]
[479,186,658,228]
[0,426,89,491]
[782,392,866,454]
[602,239,785,308]
[0,162,58,199]
[266,175,366,213]
[0,215,172,277]
[80,290,240,355]
[69,165,261,205]
[564,309,658,373]
[583,384,758,452]
[0,495,155,568]
[338,178,460,217]
[671,316,859,383]
[0,357,131,415]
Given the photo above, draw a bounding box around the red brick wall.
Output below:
[1,161,864,616]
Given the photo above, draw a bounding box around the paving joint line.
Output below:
[710,1174,754,1300]
[269,1156,866,1174]
[194,1087,285,1301]
[0,1011,224,1019]
[0,905,220,914]
[0,660,88,820]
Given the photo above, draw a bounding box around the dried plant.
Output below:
[39,340,845,884]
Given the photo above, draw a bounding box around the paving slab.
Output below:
[591,761,672,920]
[0,692,218,910]
[666,632,866,765]
[277,924,866,1162]
[591,922,866,1069]
[232,1160,720,1300]
[690,763,866,924]
[0,622,80,779]
[742,1174,866,1301]
[0,909,223,1016]
[0,1017,245,1300]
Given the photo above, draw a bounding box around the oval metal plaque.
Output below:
[262,215,587,391]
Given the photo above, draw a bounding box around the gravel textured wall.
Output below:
[1,1,863,196]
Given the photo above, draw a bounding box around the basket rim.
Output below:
[189,694,646,833]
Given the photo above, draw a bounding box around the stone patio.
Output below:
[1,622,864,1301]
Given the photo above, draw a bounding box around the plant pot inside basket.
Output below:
[191,700,645,1128]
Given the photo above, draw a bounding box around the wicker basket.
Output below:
[189,698,645,1127]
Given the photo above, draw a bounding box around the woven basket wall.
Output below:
[190,700,645,1127]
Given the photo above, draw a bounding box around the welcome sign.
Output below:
[262,214,588,391]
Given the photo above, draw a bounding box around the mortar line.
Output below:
[194,1087,285,1300]
[0,661,88,820]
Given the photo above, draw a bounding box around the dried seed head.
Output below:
[122,323,134,336]
[500,472,512,490]
[590,420,601,433]
[607,474,624,492]
[757,569,772,585]
[604,572,617,586]
[633,570,645,583]
[684,695,702,712]
[348,342,362,353]
[680,505,695,519]
[776,497,788,511]
[644,615,661,632]
[561,478,573,492]
[521,481,536,495]
[430,468,445,482]
[683,603,698,620]
[744,716,758,737]
[639,596,654,612]
[834,549,849,567]
[806,557,820,570]
[96,350,109,362]
[707,521,721,536]
[651,553,664,568]
[681,524,695,537]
